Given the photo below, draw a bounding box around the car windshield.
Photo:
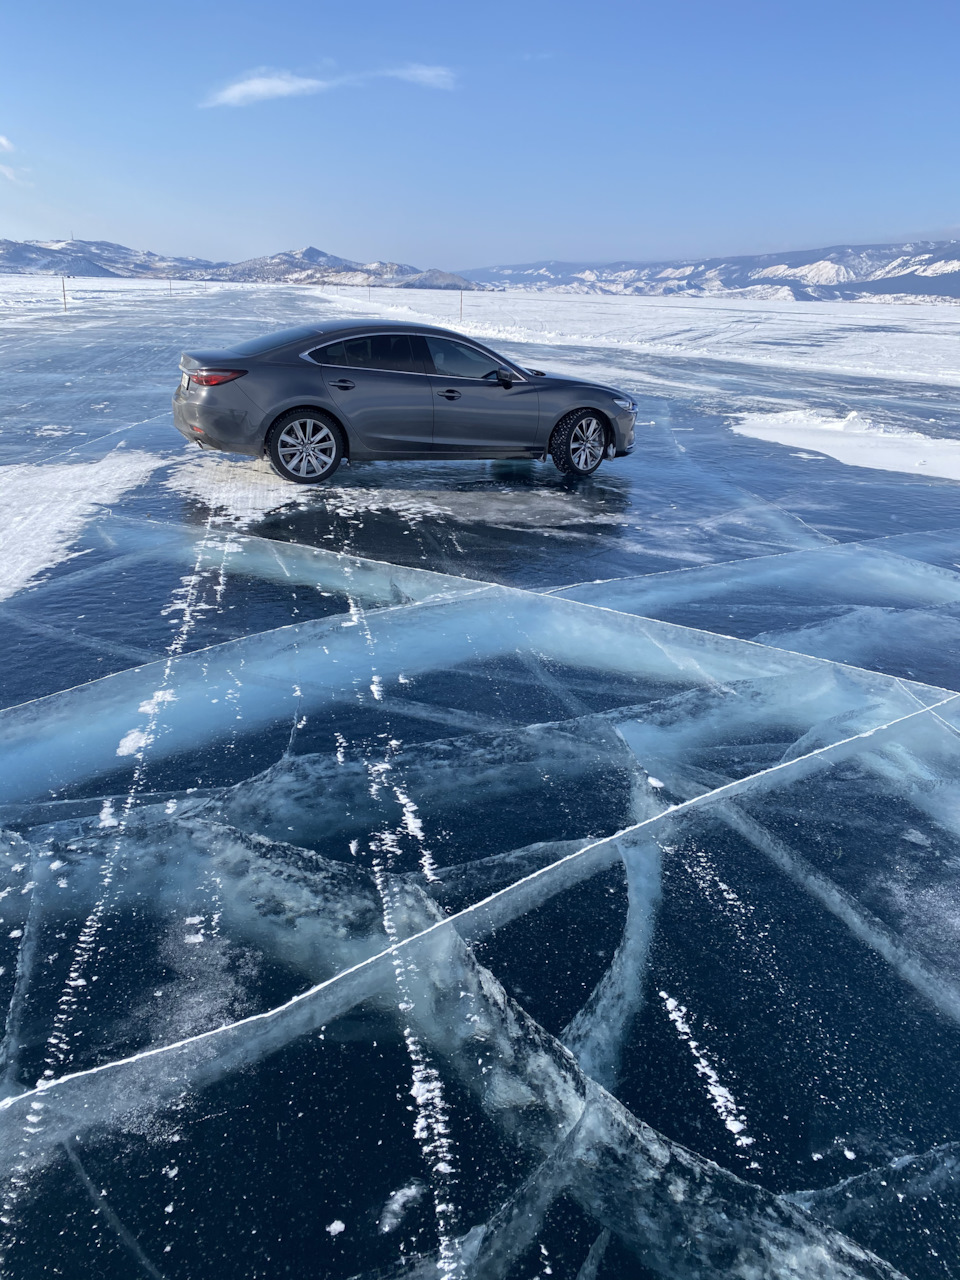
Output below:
[228,326,322,356]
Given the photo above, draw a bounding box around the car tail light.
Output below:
[189,369,248,386]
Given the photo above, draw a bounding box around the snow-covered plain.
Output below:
[2,277,960,1280]
[329,282,960,387]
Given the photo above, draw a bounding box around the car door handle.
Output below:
[329,378,355,390]
[438,389,461,400]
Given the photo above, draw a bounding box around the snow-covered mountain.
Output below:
[459,240,960,302]
[209,245,424,285]
[0,239,481,289]
[8,235,960,301]
[0,238,229,278]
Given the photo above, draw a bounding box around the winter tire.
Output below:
[549,409,607,476]
[267,410,344,484]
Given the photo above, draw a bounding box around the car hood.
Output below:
[529,370,628,398]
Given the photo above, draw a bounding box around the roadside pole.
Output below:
[61,277,67,312]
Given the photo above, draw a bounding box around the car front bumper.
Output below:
[612,407,637,456]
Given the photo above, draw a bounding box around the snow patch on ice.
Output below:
[116,729,153,758]
[376,1177,424,1228]
[659,990,756,1148]
[731,409,960,482]
[166,455,304,524]
[138,690,177,716]
[322,485,628,529]
[97,800,119,829]
[0,450,158,601]
[169,454,627,530]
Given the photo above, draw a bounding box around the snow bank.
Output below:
[0,449,159,600]
[730,410,960,482]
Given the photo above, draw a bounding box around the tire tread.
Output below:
[549,409,607,475]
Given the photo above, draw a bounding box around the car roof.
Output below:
[188,318,511,366]
[299,318,463,340]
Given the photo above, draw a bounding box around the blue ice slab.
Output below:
[858,527,960,573]
[548,542,960,689]
[0,578,954,806]
[550,543,960,617]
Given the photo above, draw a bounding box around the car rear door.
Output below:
[424,337,541,454]
[311,333,433,453]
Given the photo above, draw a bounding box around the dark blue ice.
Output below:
[3,284,960,1279]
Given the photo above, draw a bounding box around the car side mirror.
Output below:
[496,367,514,388]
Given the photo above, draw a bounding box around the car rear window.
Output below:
[228,326,322,356]
[311,334,426,374]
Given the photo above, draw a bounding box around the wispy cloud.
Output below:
[387,64,455,90]
[203,71,333,107]
[204,64,455,107]
[0,163,29,186]
[0,135,14,152]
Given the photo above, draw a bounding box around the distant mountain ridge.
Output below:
[6,236,960,302]
[458,240,960,302]
[0,239,482,290]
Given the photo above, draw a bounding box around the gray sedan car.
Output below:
[172,319,637,483]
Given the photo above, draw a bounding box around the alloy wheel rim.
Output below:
[277,419,337,478]
[570,417,604,470]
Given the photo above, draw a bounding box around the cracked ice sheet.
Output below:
[0,577,954,807]
[551,539,960,689]
[164,438,835,584]
[5,281,960,1279]
[3,691,958,1276]
[0,519,479,710]
[0,804,910,1280]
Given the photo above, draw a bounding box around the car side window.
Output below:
[311,335,426,374]
[312,340,348,366]
[425,337,503,380]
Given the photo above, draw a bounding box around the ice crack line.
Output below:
[363,741,461,1275]
[0,513,238,1245]
[3,690,957,1121]
[339,511,461,1272]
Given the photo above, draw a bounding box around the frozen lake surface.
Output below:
[2,278,960,1279]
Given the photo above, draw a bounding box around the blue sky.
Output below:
[2,0,959,269]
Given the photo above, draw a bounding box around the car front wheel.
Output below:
[549,409,607,476]
[267,410,344,484]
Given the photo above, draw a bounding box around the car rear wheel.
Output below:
[267,410,344,484]
[549,409,607,475]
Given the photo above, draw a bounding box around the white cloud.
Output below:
[204,63,455,107]
[0,151,31,186]
[387,64,455,90]
[203,71,332,108]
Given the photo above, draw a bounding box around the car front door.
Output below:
[424,337,541,454]
[311,333,433,453]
